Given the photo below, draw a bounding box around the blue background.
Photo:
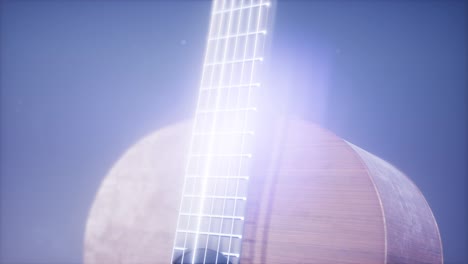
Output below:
[1,1,466,263]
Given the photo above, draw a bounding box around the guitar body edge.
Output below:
[83,118,442,264]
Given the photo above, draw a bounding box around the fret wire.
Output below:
[177,229,242,239]
[201,82,260,91]
[186,175,249,180]
[193,130,254,136]
[192,0,236,262]
[213,2,270,15]
[175,247,242,259]
[204,57,263,67]
[184,194,246,201]
[180,212,245,221]
[197,107,256,114]
[190,153,252,158]
[209,30,267,41]
[223,252,240,258]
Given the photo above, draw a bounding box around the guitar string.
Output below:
[172,0,269,263]
[209,0,251,263]
[200,1,226,261]
[225,1,258,262]
[198,0,236,262]
[187,0,227,261]
[215,0,255,263]
[178,1,220,262]
[188,0,228,262]
[227,1,270,262]
[191,0,236,262]
[207,0,242,262]
[199,0,239,262]
[201,0,246,263]
[171,1,215,261]
[171,0,224,263]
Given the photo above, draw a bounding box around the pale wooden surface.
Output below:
[84,119,442,263]
[349,144,443,264]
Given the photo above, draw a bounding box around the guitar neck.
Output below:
[172,0,272,263]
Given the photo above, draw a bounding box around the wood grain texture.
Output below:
[83,118,442,263]
[349,144,443,264]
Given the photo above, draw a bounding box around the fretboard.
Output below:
[171,0,271,263]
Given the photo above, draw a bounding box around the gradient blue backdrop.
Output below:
[1,0,466,263]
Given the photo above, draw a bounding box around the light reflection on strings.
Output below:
[171,0,271,263]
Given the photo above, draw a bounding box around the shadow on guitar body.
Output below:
[172,248,230,264]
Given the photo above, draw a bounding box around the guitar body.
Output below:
[84,118,442,264]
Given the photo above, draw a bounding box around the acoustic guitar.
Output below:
[84,0,443,263]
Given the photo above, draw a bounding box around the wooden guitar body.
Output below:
[84,118,442,264]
